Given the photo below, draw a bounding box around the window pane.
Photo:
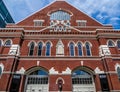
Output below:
[78,43,82,56]
[117,41,120,49]
[86,42,91,56]
[108,40,114,47]
[70,42,74,56]
[29,42,34,56]
[38,42,43,56]
[46,42,51,56]
[117,67,120,79]
[5,40,11,46]
[50,10,70,20]
[0,67,2,75]
[0,40,2,46]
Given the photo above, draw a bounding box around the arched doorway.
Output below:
[24,67,49,92]
[72,67,96,92]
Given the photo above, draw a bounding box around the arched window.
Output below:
[117,40,120,49]
[72,69,92,84]
[117,67,120,80]
[108,40,115,47]
[46,42,51,56]
[85,42,92,56]
[25,69,49,92]
[29,42,35,56]
[50,10,70,20]
[77,42,83,56]
[4,39,12,46]
[0,67,2,76]
[69,42,75,56]
[37,42,43,56]
[0,40,2,47]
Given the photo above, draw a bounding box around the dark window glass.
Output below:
[78,43,82,56]
[0,40,2,46]
[38,42,43,56]
[29,42,35,56]
[46,42,51,56]
[117,41,120,49]
[30,70,48,75]
[4,40,11,46]
[85,42,91,56]
[10,74,21,92]
[0,67,2,75]
[117,67,120,80]
[69,42,75,56]
[108,40,114,47]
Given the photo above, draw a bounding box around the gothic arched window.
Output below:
[77,42,83,56]
[29,42,35,56]
[0,67,2,76]
[38,42,43,56]
[0,40,2,47]
[4,39,12,46]
[69,42,75,56]
[117,67,120,80]
[46,42,51,56]
[117,40,120,49]
[85,42,92,56]
[108,40,115,47]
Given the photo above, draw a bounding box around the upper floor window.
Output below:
[77,42,83,56]
[0,40,2,47]
[29,42,35,56]
[46,42,51,56]
[4,39,12,46]
[34,20,44,26]
[107,40,115,47]
[117,40,120,49]
[37,42,43,56]
[69,42,75,56]
[117,67,120,80]
[76,20,87,27]
[0,67,2,76]
[85,42,92,56]
[50,10,70,20]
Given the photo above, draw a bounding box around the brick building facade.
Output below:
[0,0,120,92]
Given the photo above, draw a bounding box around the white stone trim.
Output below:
[4,39,13,46]
[56,77,65,84]
[27,40,37,47]
[62,67,71,74]
[94,67,104,74]
[0,63,4,77]
[49,67,59,75]
[107,39,116,47]
[16,67,25,74]
[0,39,3,46]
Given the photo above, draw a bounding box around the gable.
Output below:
[17,0,103,27]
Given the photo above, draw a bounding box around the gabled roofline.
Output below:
[16,0,56,24]
[16,0,103,26]
[65,1,103,26]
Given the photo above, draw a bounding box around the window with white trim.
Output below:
[0,67,2,76]
[117,40,120,49]
[117,67,120,80]
[46,42,51,56]
[34,20,44,26]
[76,20,87,27]
[50,10,70,20]
[108,40,115,47]
[85,42,92,56]
[56,40,64,56]
[69,42,75,56]
[4,39,12,46]
[0,40,2,47]
[77,42,83,56]
[37,42,43,56]
[29,42,35,56]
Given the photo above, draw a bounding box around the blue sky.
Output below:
[3,0,120,29]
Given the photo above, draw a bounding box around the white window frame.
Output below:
[76,20,87,27]
[107,40,115,47]
[34,20,44,26]
[4,39,12,47]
